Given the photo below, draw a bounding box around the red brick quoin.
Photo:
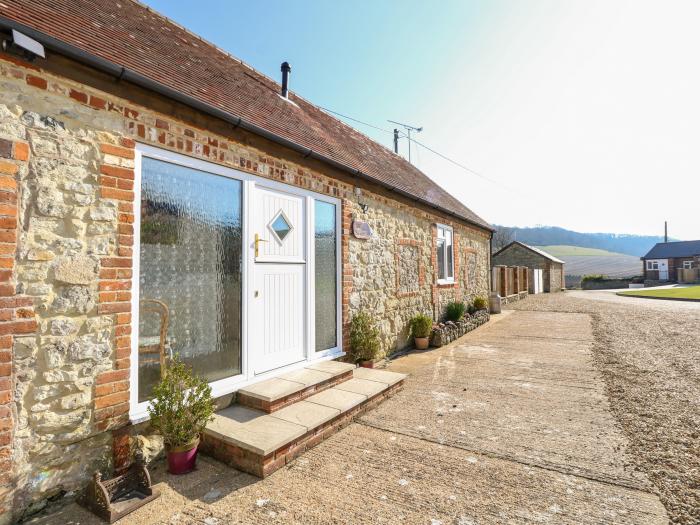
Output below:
[93,139,136,471]
[0,138,37,516]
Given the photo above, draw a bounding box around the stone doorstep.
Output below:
[236,361,356,413]
[201,369,407,478]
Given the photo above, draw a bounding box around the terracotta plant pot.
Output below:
[414,337,430,350]
[167,437,199,475]
[359,360,375,369]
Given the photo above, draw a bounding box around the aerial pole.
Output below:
[388,120,423,164]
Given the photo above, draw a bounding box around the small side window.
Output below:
[436,224,454,283]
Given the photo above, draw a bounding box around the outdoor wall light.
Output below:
[354,187,369,213]
[1,30,45,61]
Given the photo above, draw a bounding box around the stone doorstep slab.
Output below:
[236,361,356,413]
[352,367,406,386]
[205,405,307,456]
[202,378,406,478]
[333,377,386,398]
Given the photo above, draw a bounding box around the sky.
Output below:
[144,0,700,240]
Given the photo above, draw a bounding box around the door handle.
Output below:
[254,233,268,257]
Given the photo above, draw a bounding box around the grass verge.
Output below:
[618,285,700,300]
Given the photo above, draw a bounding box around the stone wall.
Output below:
[492,243,546,269]
[0,53,490,521]
[346,205,489,353]
[549,264,563,292]
[581,278,634,290]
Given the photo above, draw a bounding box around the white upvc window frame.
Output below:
[130,144,343,422]
[682,260,693,270]
[436,223,455,284]
[646,260,659,271]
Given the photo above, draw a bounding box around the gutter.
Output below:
[0,16,494,234]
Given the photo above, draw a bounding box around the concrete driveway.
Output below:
[32,310,667,524]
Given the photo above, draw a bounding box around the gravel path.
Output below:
[507,292,700,525]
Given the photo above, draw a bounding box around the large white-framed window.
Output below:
[130,144,343,422]
[682,260,693,270]
[647,260,659,271]
[436,223,454,284]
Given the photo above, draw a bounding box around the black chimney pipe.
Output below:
[664,221,668,243]
[281,61,291,98]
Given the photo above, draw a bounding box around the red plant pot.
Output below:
[167,437,199,475]
[414,337,430,350]
[359,360,375,369]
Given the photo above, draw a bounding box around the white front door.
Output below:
[658,259,669,280]
[251,185,307,374]
[533,269,543,294]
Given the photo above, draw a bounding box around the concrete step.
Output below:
[236,360,357,413]
[201,367,406,477]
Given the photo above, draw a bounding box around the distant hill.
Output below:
[495,226,671,257]
[531,245,642,285]
[534,245,627,257]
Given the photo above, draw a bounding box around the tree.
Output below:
[492,226,514,253]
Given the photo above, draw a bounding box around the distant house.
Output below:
[641,240,700,282]
[492,242,565,293]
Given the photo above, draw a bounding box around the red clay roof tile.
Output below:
[0,0,491,230]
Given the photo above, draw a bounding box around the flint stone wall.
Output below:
[0,53,490,521]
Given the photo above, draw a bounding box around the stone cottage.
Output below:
[0,1,492,520]
[492,241,564,293]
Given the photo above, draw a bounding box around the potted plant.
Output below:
[350,311,381,367]
[409,314,433,350]
[147,356,215,475]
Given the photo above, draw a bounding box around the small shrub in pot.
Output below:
[350,311,381,366]
[147,356,215,474]
[445,301,466,321]
[409,313,433,350]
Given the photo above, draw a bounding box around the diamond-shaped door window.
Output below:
[269,210,292,242]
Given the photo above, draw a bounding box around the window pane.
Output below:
[437,239,446,280]
[138,157,242,402]
[447,243,454,278]
[271,212,292,242]
[315,201,337,351]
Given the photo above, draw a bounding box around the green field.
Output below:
[618,286,700,300]
[534,245,625,257]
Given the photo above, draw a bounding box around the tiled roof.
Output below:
[493,241,565,264]
[643,240,700,259]
[0,0,492,231]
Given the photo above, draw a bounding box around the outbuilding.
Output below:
[492,242,564,293]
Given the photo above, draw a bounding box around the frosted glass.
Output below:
[315,201,337,351]
[138,157,242,402]
[437,239,446,280]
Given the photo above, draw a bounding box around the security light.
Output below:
[2,29,45,60]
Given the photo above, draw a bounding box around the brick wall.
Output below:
[0,136,37,520]
[94,139,135,434]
